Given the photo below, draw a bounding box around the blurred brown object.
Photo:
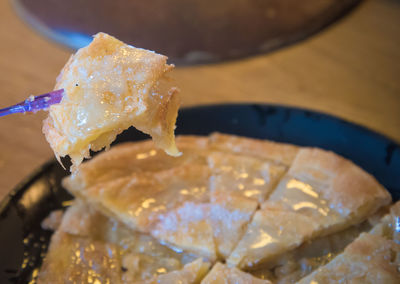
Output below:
[15,0,361,65]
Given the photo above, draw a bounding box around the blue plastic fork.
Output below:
[0,89,64,117]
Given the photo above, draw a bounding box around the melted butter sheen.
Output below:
[36,201,198,283]
[283,178,330,217]
[208,152,286,203]
[267,176,343,223]
[250,221,372,283]
[84,165,210,233]
[226,174,348,269]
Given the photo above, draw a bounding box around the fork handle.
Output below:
[0,104,26,117]
[0,89,64,117]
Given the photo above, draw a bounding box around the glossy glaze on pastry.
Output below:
[227,148,391,269]
[38,200,207,283]
[43,33,180,170]
[39,133,396,283]
[297,202,400,283]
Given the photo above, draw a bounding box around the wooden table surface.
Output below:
[0,0,399,201]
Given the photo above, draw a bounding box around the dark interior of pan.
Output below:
[13,0,361,65]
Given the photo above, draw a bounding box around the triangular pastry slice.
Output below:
[150,192,258,261]
[209,191,258,259]
[297,202,400,283]
[63,135,208,192]
[68,164,210,233]
[227,148,391,269]
[200,262,272,284]
[209,133,299,167]
[208,151,286,203]
[151,202,217,261]
[250,218,375,283]
[43,32,181,170]
[227,203,320,269]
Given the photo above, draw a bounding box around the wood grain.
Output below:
[0,0,399,201]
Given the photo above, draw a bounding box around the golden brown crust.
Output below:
[69,164,210,233]
[209,132,299,166]
[44,32,180,170]
[40,200,208,283]
[37,231,122,284]
[145,258,210,284]
[289,148,392,216]
[207,151,286,203]
[227,147,391,270]
[47,134,394,282]
[210,191,258,259]
[58,200,109,237]
[227,206,319,268]
[80,32,124,59]
[201,262,272,284]
[63,135,208,192]
[151,202,217,261]
[298,234,400,283]
[297,203,400,283]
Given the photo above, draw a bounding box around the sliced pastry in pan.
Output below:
[67,162,259,261]
[227,148,392,269]
[297,202,400,284]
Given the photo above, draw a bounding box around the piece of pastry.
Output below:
[43,32,180,170]
[68,164,210,233]
[227,148,391,269]
[63,142,261,260]
[38,200,205,283]
[201,262,271,284]
[150,192,258,261]
[208,151,286,203]
[251,219,374,283]
[66,158,258,261]
[209,191,258,259]
[297,202,400,283]
[63,136,208,192]
[37,231,123,284]
[151,202,217,261]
